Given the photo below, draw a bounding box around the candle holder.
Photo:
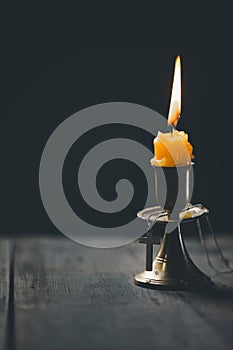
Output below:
[134,165,213,290]
[153,165,193,214]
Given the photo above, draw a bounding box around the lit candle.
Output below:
[151,55,194,167]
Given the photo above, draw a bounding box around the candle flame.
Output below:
[168,55,181,127]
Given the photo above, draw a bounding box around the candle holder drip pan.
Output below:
[134,204,214,290]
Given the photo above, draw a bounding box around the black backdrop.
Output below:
[1,1,233,236]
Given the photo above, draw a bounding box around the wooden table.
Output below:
[0,234,233,350]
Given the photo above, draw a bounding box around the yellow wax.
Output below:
[150,130,194,167]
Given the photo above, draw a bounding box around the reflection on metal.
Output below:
[134,204,214,290]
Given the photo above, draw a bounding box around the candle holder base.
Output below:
[134,205,213,290]
[134,271,212,290]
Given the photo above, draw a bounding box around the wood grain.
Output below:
[0,240,10,350]
[11,235,233,350]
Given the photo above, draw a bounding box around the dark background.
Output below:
[1,1,233,236]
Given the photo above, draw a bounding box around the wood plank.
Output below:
[178,234,233,347]
[13,235,233,350]
[0,239,11,350]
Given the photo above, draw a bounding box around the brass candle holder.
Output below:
[134,165,213,290]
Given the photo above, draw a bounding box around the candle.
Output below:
[150,55,194,167]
